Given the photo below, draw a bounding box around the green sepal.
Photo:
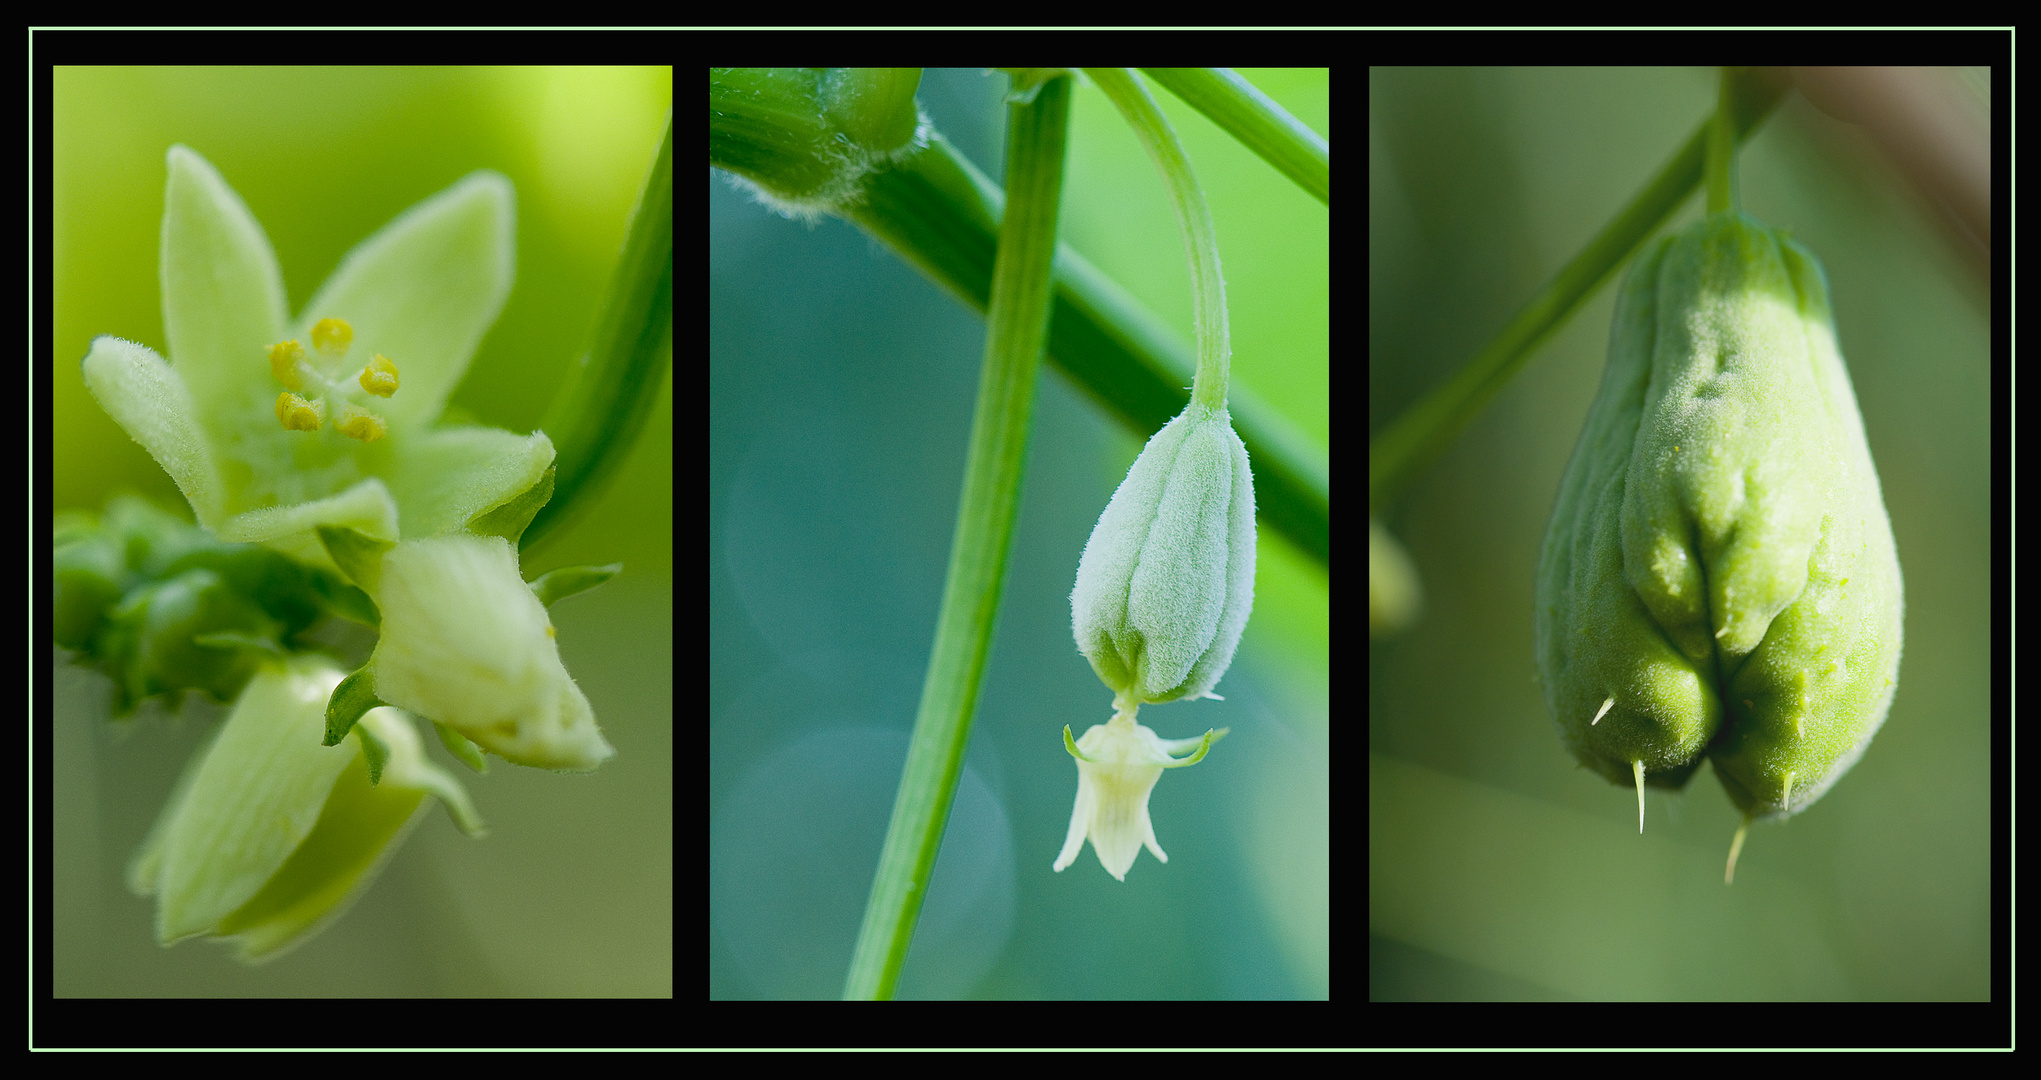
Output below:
[1062,725,1092,763]
[434,720,490,775]
[1158,726,1228,769]
[355,717,391,787]
[316,525,395,596]
[469,466,555,546]
[526,562,622,609]
[323,662,385,747]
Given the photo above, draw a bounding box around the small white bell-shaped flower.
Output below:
[1053,696,1227,881]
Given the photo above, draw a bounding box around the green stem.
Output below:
[1086,67,1231,414]
[522,112,673,553]
[1706,67,1741,215]
[1140,68,1328,206]
[1367,67,1786,513]
[841,74,1071,1002]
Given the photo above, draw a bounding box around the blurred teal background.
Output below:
[52,67,673,996]
[1370,68,1991,1001]
[710,69,1328,999]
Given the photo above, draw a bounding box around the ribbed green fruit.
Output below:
[1535,211,1903,839]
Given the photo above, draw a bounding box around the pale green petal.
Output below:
[80,335,226,528]
[383,427,555,538]
[296,171,515,435]
[151,656,355,944]
[160,145,291,430]
[214,477,400,570]
[210,750,428,963]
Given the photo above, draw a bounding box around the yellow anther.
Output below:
[268,340,306,390]
[312,317,354,358]
[360,353,400,398]
[336,404,388,443]
[276,392,324,432]
[546,624,556,639]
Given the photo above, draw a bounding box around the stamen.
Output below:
[276,392,325,432]
[312,317,354,358]
[268,340,306,390]
[360,353,400,398]
[336,403,388,443]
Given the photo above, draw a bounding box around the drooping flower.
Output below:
[80,144,554,571]
[127,653,482,963]
[1053,697,1226,881]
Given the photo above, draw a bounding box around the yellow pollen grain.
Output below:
[276,392,324,432]
[268,340,306,389]
[312,317,354,358]
[336,404,388,443]
[360,353,400,397]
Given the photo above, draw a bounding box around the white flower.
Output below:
[1053,699,1225,881]
[369,533,614,772]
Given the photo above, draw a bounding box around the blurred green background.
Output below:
[710,69,1328,999]
[1370,68,1991,1001]
[51,66,673,997]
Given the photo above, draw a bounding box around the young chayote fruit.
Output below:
[1535,211,1903,840]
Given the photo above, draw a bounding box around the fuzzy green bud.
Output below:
[1071,402,1256,705]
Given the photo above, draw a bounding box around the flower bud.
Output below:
[1071,403,1256,705]
[369,533,614,772]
